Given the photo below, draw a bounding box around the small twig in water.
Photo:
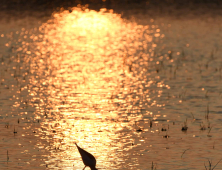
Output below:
[181,118,188,131]
[205,104,210,120]
[151,161,157,170]
[207,126,213,137]
[181,149,189,159]
[204,158,222,170]
[150,120,153,128]
[7,150,9,162]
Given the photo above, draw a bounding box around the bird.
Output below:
[75,143,98,170]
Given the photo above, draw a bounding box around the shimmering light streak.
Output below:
[7,6,166,169]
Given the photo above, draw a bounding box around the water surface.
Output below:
[0,5,222,170]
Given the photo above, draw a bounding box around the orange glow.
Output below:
[2,4,222,169]
[7,6,168,169]
[26,6,155,169]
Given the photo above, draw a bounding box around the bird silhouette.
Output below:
[75,143,98,170]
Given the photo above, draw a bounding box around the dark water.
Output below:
[0,4,222,170]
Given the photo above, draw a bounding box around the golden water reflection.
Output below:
[12,6,165,169]
[2,6,222,169]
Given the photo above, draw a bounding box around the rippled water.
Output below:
[0,6,222,170]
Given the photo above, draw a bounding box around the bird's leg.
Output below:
[83,166,86,170]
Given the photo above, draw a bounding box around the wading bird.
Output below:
[75,143,98,170]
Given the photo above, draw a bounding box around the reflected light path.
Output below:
[2,5,222,170]
[13,6,164,169]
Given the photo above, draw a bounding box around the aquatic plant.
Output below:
[204,158,222,170]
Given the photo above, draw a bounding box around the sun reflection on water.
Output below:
[2,5,222,169]
[5,6,166,169]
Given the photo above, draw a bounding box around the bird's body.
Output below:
[75,143,98,170]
